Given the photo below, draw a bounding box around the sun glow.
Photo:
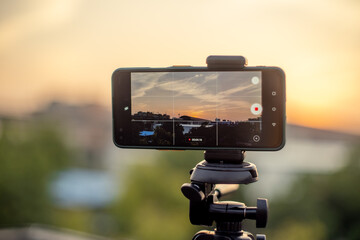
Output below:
[186,111,205,119]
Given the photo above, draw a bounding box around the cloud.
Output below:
[132,71,262,121]
[131,73,164,98]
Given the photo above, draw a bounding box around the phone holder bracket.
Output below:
[206,55,247,69]
[181,55,267,240]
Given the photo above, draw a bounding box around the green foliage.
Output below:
[270,220,326,240]
[268,144,360,240]
[0,119,71,226]
[110,150,203,240]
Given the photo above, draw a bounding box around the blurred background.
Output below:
[0,0,360,239]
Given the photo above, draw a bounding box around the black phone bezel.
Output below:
[112,66,286,151]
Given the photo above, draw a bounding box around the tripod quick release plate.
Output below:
[190,160,258,184]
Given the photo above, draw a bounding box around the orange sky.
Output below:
[0,0,360,134]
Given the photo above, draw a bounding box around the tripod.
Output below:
[181,150,268,240]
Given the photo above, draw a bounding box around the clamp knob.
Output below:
[256,198,268,228]
[181,183,205,202]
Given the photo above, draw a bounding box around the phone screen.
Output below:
[130,71,263,147]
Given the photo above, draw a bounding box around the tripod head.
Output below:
[181,150,268,240]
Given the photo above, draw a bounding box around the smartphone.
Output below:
[112,66,285,150]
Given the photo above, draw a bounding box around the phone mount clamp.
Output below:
[181,56,268,240]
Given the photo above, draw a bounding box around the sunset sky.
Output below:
[131,71,262,121]
[1,0,360,134]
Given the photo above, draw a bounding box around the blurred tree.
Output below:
[0,119,71,226]
[268,143,360,240]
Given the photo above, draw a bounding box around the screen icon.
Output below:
[253,135,260,142]
[251,103,263,115]
[251,76,260,85]
[272,91,276,96]
[186,137,204,143]
[272,107,277,112]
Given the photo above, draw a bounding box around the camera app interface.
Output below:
[130,71,262,147]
